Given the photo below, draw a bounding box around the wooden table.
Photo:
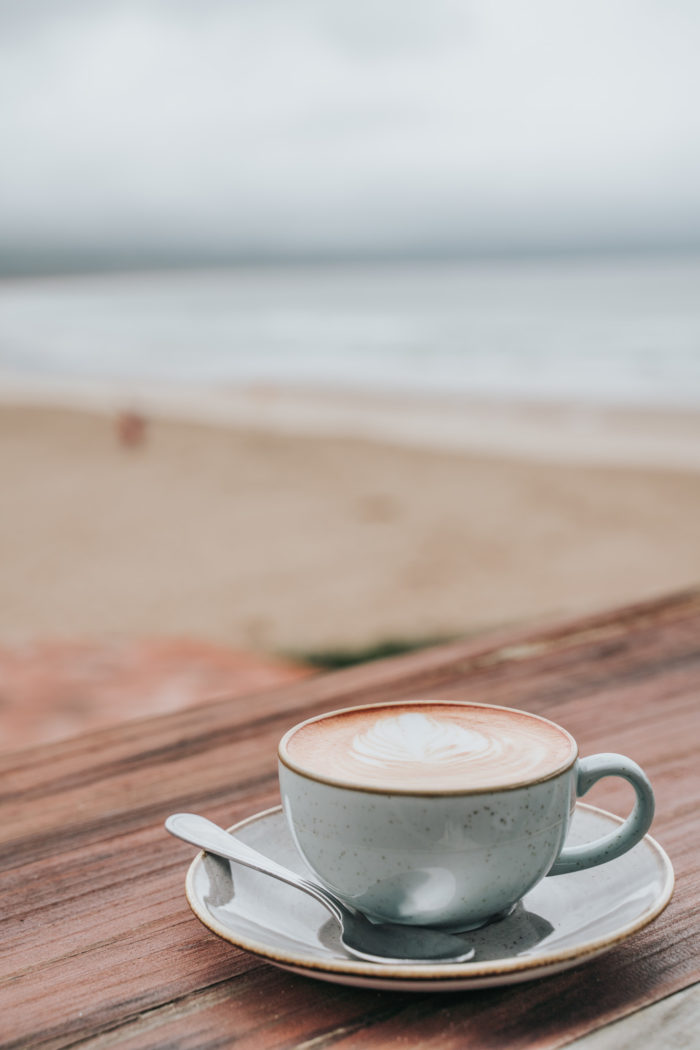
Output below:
[3,590,699,1049]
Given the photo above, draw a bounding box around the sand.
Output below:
[1,393,700,656]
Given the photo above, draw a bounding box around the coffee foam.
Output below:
[283,703,575,790]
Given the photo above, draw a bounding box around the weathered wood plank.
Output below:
[565,984,700,1049]
[2,589,700,1049]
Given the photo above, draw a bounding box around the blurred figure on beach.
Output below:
[116,411,147,449]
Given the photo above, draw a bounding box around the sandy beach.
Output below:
[2,390,700,657]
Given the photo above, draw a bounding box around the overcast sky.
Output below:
[2,0,700,271]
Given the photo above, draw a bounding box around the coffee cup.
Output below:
[278,700,655,930]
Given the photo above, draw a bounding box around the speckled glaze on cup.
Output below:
[278,701,655,930]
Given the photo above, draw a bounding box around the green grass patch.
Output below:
[291,635,455,670]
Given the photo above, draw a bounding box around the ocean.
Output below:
[1,255,700,408]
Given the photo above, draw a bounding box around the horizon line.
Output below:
[3,240,700,280]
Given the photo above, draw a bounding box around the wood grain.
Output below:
[2,589,700,1050]
[567,985,700,1049]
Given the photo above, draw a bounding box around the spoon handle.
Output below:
[165,812,342,920]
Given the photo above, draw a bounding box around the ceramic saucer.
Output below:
[183,803,673,992]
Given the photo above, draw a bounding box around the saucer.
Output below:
[183,803,673,991]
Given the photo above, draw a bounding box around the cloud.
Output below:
[1,0,700,268]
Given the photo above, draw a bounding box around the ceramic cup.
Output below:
[278,700,655,929]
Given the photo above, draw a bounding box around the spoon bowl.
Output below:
[166,812,474,965]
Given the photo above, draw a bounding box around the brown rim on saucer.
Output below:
[278,700,579,795]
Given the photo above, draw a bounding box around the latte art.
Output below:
[283,702,576,791]
[349,713,492,769]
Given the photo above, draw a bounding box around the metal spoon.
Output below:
[165,812,474,965]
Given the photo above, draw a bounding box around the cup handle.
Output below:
[548,753,655,876]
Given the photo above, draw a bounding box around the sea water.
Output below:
[1,255,699,408]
